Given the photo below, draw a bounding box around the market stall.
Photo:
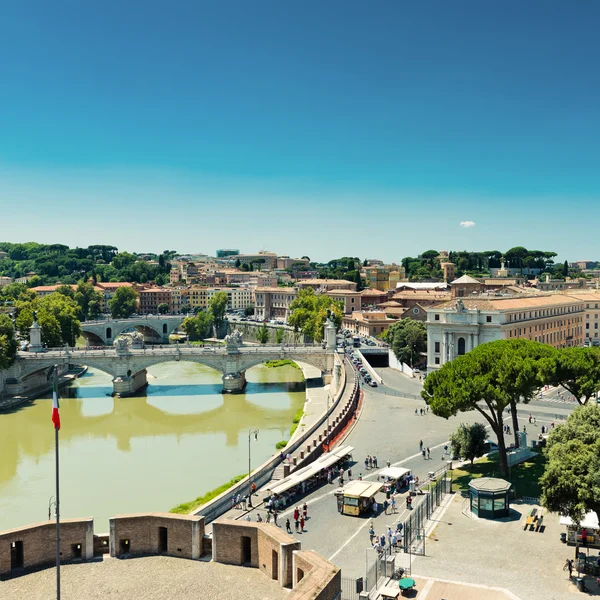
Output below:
[335,480,383,516]
[560,512,600,548]
[378,467,412,495]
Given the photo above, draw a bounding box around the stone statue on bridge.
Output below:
[225,330,243,351]
[114,336,131,354]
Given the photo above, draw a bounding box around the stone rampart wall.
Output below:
[0,518,93,578]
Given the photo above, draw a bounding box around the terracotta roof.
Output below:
[360,288,388,296]
[562,291,600,301]
[325,290,361,296]
[378,300,403,307]
[96,282,134,289]
[393,291,451,301]
[433,295,584,312]
[451,274,481,285]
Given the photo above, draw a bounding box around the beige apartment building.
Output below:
[276,256,310,270]
[138,287,172,315]
[0,276,13,288]
[325,290,362,314]
[364,265,406,291]
[188,287,253,311]
[426,294,585,370]
[254,287,298,321]
[563,291,600,343]
[296,279,357,292]
[342,311,397,337]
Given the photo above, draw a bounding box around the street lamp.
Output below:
[247,428,259,507]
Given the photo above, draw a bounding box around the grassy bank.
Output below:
[264,359,301,370]
[451,449,545,498]
[170,474,246,515]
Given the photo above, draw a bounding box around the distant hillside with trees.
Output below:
[0,243,177,286]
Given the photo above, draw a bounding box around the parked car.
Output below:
[369,381,378,387]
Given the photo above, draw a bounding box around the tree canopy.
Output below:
[109,287,138,319]
[0,314,18,369]
[450,423,488,465]
[256,323,270,344]
[541,346,600,404]
[288,288,342,342]
[208,291,229,328]
[383,318,426,367]
[541,403,600,526]
[422,339,552,475]
[181,311,213,341]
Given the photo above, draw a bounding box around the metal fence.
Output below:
[402,470,451,555]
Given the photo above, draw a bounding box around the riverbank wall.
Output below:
[192,351,348,524]
[227,321,311,345]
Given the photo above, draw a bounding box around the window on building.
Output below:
[486,316,492,323]
[434,314,440,321]
[435,341,440,353]
[434,357,440,365]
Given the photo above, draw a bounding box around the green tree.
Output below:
[256,323,270,344]
[275,328,285,344]
[563,260,569,278]
[73,281,104,321]
[208,291,229,330]
[449,423,488,465]
[541,346,600,405]
[157,303,169,315]
[0,314,18,369]
[109,287,138,318]
[235,258,241,269]
[37,293,82,346]
[541,403,600,528]
[244,305,255,317]
[288,288,343,342]
[422,339,552,476]
[385,318,426,367]
[181,311,214,341]
[87,299,102,320]
[15,307,34,338]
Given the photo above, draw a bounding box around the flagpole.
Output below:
[54,366,61,600]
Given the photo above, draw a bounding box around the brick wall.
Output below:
[109,513,204,560]
[291,550,341,600]
[0,518,93,578]
[212,520,300,588]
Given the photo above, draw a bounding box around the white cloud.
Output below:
[459,220,476,228]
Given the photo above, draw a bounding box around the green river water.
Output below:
[0,362,305,532]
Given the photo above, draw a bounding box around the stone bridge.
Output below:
[80,316,185,345]
[7,343,336,397]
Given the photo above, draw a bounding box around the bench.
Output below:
[535,515,544,532]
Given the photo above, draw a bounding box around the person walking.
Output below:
[303,503,308,520]
[386,459,391,468]
[369,524,375,543]
[564,559,573,578]
[419,439,423,451]
[365,456,369,470]
[387,527,393,545]
[293,506,299,522]
[273,511,278,526]
[286,518,292,534]
[422,449,426,459]
[373,456,378,468]
[427,447,431,459]
[300,516,305,532]
[266,512,271,524]
[295,517,300,533]
[391,496,396,513]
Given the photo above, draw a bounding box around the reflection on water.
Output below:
[0,362,305,532]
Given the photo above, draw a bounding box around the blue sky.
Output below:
[0,0,598,262]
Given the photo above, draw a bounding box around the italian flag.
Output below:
[52,380,60,430]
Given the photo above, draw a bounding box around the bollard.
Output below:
[300,451,304,459]
[293,457,297,466]
[318,434,322,442]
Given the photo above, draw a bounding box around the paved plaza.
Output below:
[412,495,600,600]
[0,555,287,600]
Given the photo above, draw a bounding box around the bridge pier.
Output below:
[113,369,148,397]
[222,371,246,394]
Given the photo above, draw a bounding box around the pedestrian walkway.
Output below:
[205,359,357,532]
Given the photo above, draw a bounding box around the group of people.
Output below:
[369,522,404,554]
[419,440,432,460]
[285,504,308,534]
[231,493,248,511]
[415,407,429,416]
[364,455,379,470]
